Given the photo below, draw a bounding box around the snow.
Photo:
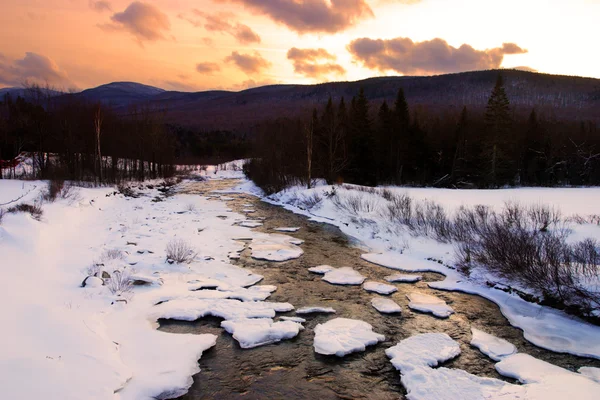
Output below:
[0,170,309,399]
[470,327,517,361]
[578,367,600,383]
[221,318,303,349]
[495,353,600,400]
[365,252,600,359]
[279,316,307,323]
[313,318,385,357]
[274,227,301,232]
[239,220,263,228]
[371,298,402,314]
[385,273,422,283]
[265,183,600,359]
[296,306,336,314]
[363,281,398,295]
[308,265,335,274]
[322,267,366,285]
[386,333,461,371]
[406,292,454,318]
[249,233,304,261]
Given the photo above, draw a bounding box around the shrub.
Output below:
[166,239,197,264]
[99,249,125,262]
[332,192,378,215]
[185,203,197,212]
[106,269,133,296]
[7,203,43,221]
[298,193,322,209]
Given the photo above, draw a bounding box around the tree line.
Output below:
[0,86,251,182]
[244,75,600,193]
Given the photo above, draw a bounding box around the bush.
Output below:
[185,203,196,212]
[106,270,133,296]
[166,239,197,264]
[332,192,378,215]
[7,203,43,221]
[99,249,125,262]
[297,193,322,209]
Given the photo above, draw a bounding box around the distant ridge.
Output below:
[7,69,599,129]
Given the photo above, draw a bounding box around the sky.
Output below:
[0,0,598,92]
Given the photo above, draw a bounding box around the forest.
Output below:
[244,75,600,193]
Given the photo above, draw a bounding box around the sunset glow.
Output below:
[0,0,598,91]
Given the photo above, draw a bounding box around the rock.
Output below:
[82,276,104,288]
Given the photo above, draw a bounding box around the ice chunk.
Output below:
[385,273,422,283]
[130,273,164,286]
[386,333,460,370]
[308,265,334,274]
[314,318,385,357]
[371,298,402,314]
[322,267,365,285]
[249,234,304,262]
[407,292,454,318]
[243,209,255,213]
[296,306,336,314]
[470,328,517,361]
[153,298,293,321]
[279,316,306,323]
[221,318,303,349]
[274,227,301,232]
[363,281,397,295]
[240,221,263,228]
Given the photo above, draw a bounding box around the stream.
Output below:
[159,179,600,399]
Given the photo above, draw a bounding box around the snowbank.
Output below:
[314,318,385,356]
[322,267,366,285]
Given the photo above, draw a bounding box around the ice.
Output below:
[363,281,398,295]
[579,367,600,383]
[130,273,164,286]
[385,273,422,283]
[249,234,304,261]
[371,298,402,314]
[221,318,303,348]
[322,267,366,285]
[296,306,336,314]
[153,298,294,321]
[239,221,263,228]
[279,316,306,323]
[386,333,460,371]
[406,292,454,318]
[274,227,301,232]
[243,209,255,213]
[314,318,385,357]
[470,327,517,361]
[495,353,600,400]
[308,265,335,274]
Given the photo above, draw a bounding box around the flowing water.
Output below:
[159,179,600,399]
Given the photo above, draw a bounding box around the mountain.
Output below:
[0,87,64,99]
[76,82,166,107]
[57,70,600,129]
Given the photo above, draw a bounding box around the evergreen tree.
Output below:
[484,74,511,186]
[392,87,410,183]
[451,106,468,184]
[377,100,393,181]
[348,88,377,185]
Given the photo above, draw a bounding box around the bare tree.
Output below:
[94,104,103,182]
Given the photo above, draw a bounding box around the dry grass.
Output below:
[166,239,197,264]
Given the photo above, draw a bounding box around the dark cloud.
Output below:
[196,62,221,74]
[287,47,346,78]
[218,0,374,34]
[347,37,528,75]
[89,0,113,13]
[0,52,72,87]
[179,10,261,44]
[101,2,170,43]
[225,51,272,75]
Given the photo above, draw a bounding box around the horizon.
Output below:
[1,0,598,92]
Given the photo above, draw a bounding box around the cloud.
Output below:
[101,2,170,44]
[225,51,271,75]
[287,47,346,79]
[228,78,280,91]
[347,37,528,75]
[219,0,374,34]
[196,62,221,74]
[179,10,261,44]
[89,0,112,13]
[0,52,72,87]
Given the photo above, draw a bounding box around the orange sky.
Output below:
[0,0,598,91]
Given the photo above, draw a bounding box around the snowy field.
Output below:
[2,161,600,400]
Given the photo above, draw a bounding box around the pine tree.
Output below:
[392,87,410,183]
[484,74,511,186]
[377,100,393,181]
[348,88,377,185]
[451,106,468,184]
